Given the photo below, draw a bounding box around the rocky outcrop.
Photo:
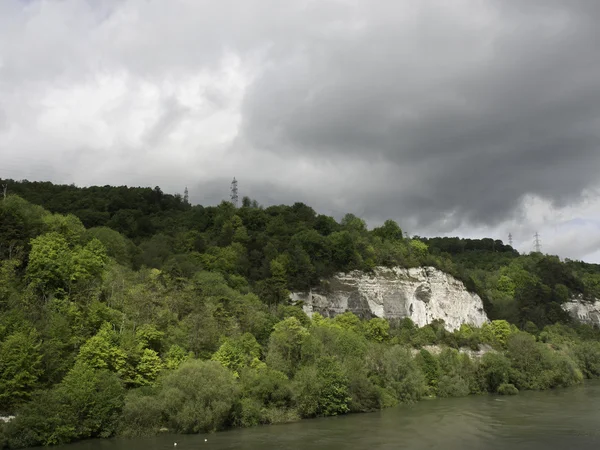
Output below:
[562,297,600,327]
[290,266,489,331]
[410,344,494,358]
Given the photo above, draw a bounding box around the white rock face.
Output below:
[562,297,600,326]
[290,266,489,331]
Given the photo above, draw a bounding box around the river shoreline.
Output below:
[17,380,599,450]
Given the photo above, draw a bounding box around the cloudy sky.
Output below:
[1,0,600,262]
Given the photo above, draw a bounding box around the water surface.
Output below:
[42,381,600,450]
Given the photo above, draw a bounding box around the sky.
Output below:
[1,0,600,263]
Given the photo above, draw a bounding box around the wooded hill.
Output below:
[1,178,600,448]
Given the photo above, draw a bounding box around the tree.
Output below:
[479,352,511,392]
[266,317,309,376]
[4,363,125,447]
[293,356,350,417]
[26,232,73,297]
[158,360,238,433]
[212,333,262,377]
[76,324,129,379]
[84,227,132,265]
[362,318,390,342]
[256,256,290,306]
[409,240,428,259]
[43,213,85,245]
[0,329,42,411]
[373,220,403,242]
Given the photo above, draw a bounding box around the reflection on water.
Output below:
[39,381,600,450]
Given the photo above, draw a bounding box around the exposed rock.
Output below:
[562,297,600,327]
[290,266,489,331]
[411,344,494,358]
[0,416,15,423]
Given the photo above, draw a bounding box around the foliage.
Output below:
[292,357,351,418]
[0,329,42,412]
[497,383,519,395]
[1,183,600,447]
[4,363,124,448]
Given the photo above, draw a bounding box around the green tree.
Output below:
[158,360,238,433]
[0,329,42,411]
[293,356,350,417]
[43,213,86,245]
[76,324,129,379]
[4,363,124,447]
[266,317,310,377]
[479,352,511,392]
[373,220,403,241]
[134,349,163,386]
[26,232,72,296]
[212,333,262,377]
[362,318,390,342]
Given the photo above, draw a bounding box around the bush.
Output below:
[369,345,425,403]
[342,359,382,412]
[497,383,519,395]
[293,357,350,418]
[239,367,293,409]
[574,341,600,379]
[119,389,164,437]
[479,352,511,392]
[4,363,124,447]
[158,360,239,433]
[437,375,470,397]
[415,349,440,395]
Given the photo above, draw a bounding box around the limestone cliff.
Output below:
[562,297,600,327]
[290,266,489,331]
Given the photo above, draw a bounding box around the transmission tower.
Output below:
[533,232,541,253]
[230,177,239,208]
[508,233,513,247]
[183,186,189,204]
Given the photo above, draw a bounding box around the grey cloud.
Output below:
[2,0,600,263]
[239,0,600,228]
[142,97,190,146]
[0,104,6,132]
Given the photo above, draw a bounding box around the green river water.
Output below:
[38,381,600,450]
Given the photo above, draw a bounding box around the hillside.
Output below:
[1,179,600,448]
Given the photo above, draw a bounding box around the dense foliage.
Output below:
[1,179,600,448]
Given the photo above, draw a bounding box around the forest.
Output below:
[1,178,600,448]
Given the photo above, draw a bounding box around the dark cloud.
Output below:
[240,0,600,227]
[2,0,600,261]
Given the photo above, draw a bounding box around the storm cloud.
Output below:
[1,0,600,261]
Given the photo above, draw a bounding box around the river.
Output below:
[39,381,600,450]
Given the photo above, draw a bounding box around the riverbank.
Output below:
[17,380,600,450]
[2,316,599,449]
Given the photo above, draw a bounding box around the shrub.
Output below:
[4,363,124,447]
[437,375,470,397]
[239,367,293,409]
[479,352,511,392]
[574,341,600,379]
[159,360,239,433]
[415,349,440,395]
[369,345,425,403]
[497,383,519,395]
[293,357,350,418]
[119,390,164,437]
